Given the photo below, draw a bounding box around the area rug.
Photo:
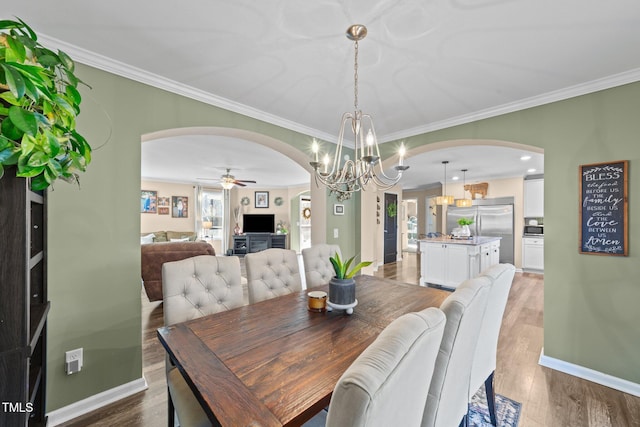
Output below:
[469,387,522,427]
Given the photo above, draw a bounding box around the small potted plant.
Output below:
[328,252,372,308]
[457,217,474,237]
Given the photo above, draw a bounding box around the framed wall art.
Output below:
[579,160,628,256]
[157,196,170,215]
[141,190,157,213]
[334,204,344,215]
[255,191,269,208]
[171,196,189,218]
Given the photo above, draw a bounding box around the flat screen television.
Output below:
[243,214,275,233]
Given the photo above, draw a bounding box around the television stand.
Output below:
[232,233,287,255]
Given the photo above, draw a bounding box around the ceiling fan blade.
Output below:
[235,179,256,183]
[234,182,247,187]
[197,178,221,181]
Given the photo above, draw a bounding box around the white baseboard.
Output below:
[47,377,148,426]
[539,348,640,397]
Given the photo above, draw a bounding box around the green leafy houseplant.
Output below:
[457,217,474,226]
[1,18,91,190]
[329,252,373,279]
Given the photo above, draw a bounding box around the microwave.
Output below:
[524,225,544,236]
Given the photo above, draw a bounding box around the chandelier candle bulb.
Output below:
[312,140,319,162]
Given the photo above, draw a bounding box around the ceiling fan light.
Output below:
[221,181,235,190]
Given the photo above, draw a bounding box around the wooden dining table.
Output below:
[157,274,449,427]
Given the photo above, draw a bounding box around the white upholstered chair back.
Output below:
[326,307,446,427]
[458,263,516,425]
[162,254,244,427]
[162,255,244,326]
[421,276,492,427]
[301,244,342,288]
[468,263,516,394]
[245,248,302,304]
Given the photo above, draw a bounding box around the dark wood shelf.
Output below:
[29,302,50,352]
[0,170,49,426]
[232,233,287,255]
[28,365,43,402]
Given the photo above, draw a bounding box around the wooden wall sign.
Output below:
[579,160,628,256]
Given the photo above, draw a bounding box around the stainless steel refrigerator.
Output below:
[446,197,514,264]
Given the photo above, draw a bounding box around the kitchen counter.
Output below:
[419,236,502,288]
[418,236,502,246]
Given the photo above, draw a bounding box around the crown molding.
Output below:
[39,34,336,144]
[380,68,640,143]
[40,34,640,145]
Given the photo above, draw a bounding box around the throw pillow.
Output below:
[140,233,155,244]
[170,237,190,242]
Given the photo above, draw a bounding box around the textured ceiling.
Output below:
[8,1,639,188]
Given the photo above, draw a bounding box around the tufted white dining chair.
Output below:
[162,255,245,427]
[301,244,342,288]
[421,275,492,427]
[245,248,302,304]
[462,263,516,425]
[323,307,446,427]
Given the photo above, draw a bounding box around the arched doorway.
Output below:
[140,126,316,253]
[375,139,544,271]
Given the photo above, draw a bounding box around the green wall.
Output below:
[398,82,640,383]
[45,63,339,411]
[325,191,359,259]
[46,61,639,413]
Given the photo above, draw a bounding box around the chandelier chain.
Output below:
[353,40,359,111]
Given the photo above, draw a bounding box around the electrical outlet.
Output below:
[334,228,339,238]
[65,348,83,375]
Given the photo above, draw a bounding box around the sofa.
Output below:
[140,230,198,244]
[141,241,215,301]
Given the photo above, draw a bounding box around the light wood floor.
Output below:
[59,253,640,427]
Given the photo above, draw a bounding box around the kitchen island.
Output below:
[419,236,501,288]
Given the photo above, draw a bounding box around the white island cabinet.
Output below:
[419,237,501,288]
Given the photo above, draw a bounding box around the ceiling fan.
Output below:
[198,168,256,189]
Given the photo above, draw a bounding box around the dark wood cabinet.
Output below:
[0,171,49,426]
[232,234,287,255]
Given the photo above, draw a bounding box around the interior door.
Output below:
[384,193,398,264]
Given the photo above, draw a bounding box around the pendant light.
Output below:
[436,161,455,205]
[456,169,473,207]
